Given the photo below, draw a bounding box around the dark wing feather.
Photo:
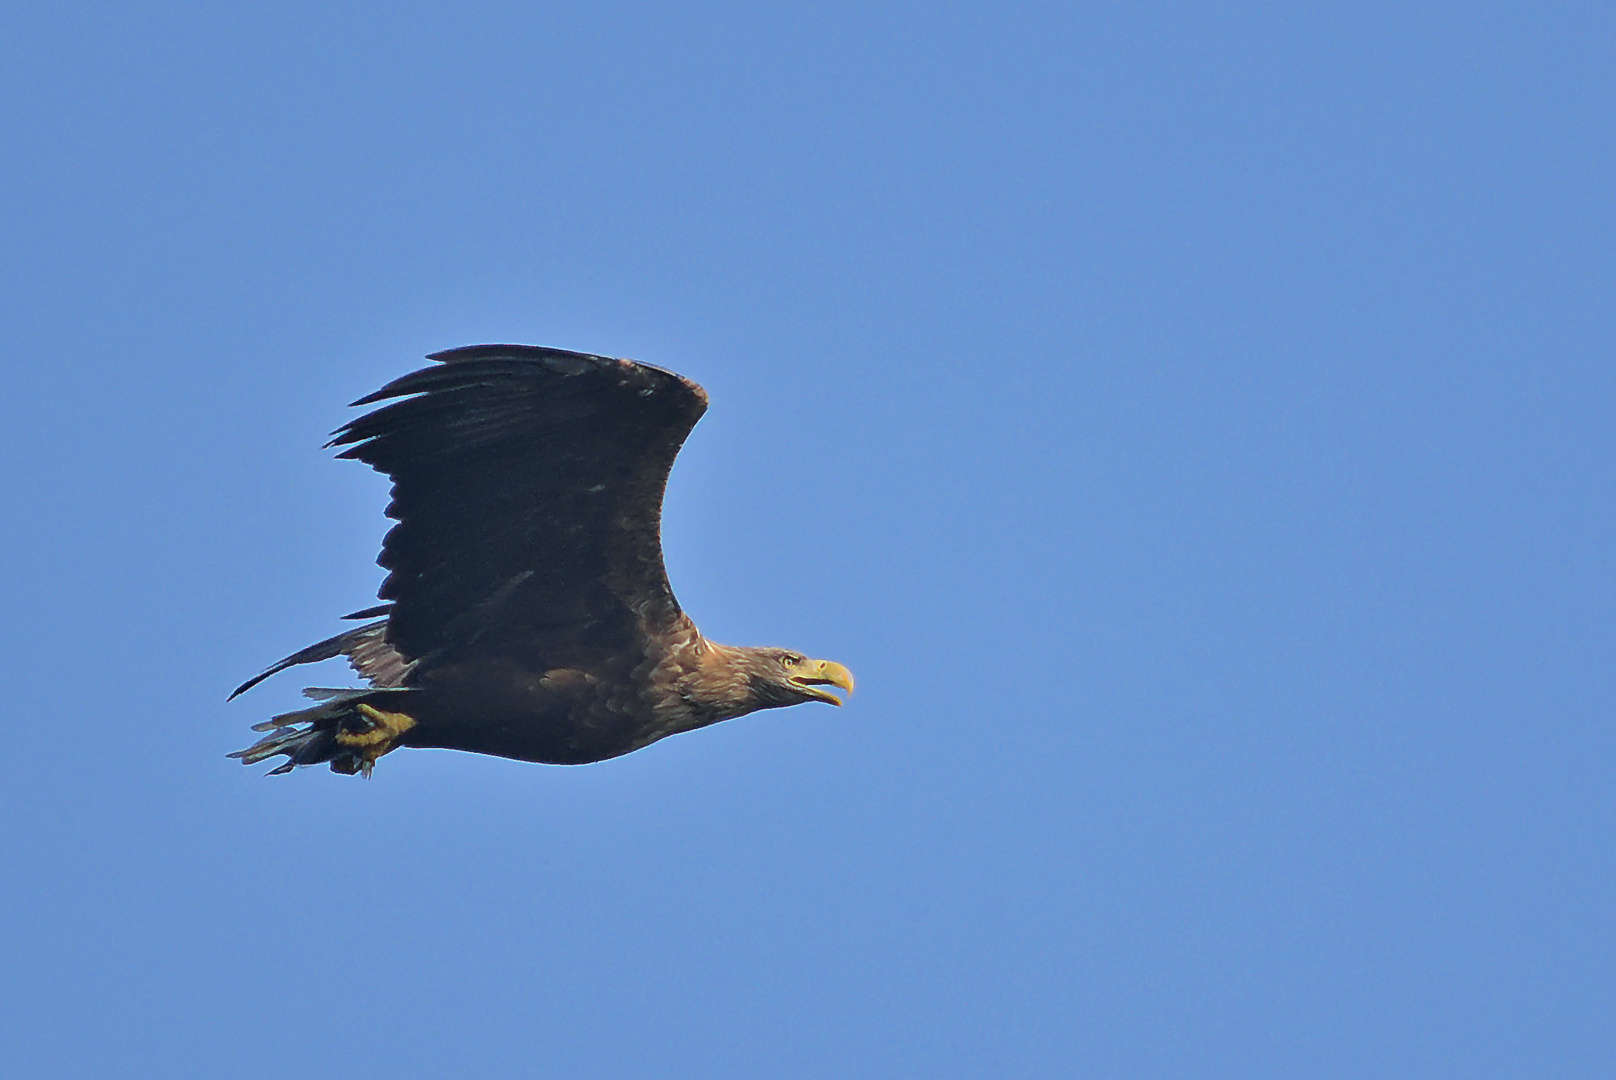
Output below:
[327,345,708,662]
[228,619,408,699]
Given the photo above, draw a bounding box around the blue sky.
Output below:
[3,2,1612,1076]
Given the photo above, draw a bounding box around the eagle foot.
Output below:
[333,703,417,777]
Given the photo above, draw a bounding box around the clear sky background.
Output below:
[3,3,1612,1077]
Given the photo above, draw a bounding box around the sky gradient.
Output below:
[3,3,1613,1077]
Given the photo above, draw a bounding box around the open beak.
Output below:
[792,659,856,706]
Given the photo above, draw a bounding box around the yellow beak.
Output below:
[793,659,855,706]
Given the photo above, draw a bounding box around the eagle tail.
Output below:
[229,688,417,777]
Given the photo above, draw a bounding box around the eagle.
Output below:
[230,344,854,776]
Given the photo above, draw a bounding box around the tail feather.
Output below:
[298,686,368,702]
[231,724,338,773]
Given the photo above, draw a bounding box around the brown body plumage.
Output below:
[230,345,852,776]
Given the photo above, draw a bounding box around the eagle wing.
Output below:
[327,345,709,665]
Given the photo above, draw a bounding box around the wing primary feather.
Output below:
[228,619,392,699]
[426,344,611,366]
[318,346,710,660]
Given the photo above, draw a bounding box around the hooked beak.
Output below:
[791,659,856,706]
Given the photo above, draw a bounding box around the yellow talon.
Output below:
[338,703,418,750]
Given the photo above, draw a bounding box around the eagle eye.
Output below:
[781,653,802,668]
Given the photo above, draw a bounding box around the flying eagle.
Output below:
[230,345,853,776]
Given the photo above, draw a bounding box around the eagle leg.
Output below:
[334,704,419,778]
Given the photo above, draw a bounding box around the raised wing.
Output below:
[328,345,709,662]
